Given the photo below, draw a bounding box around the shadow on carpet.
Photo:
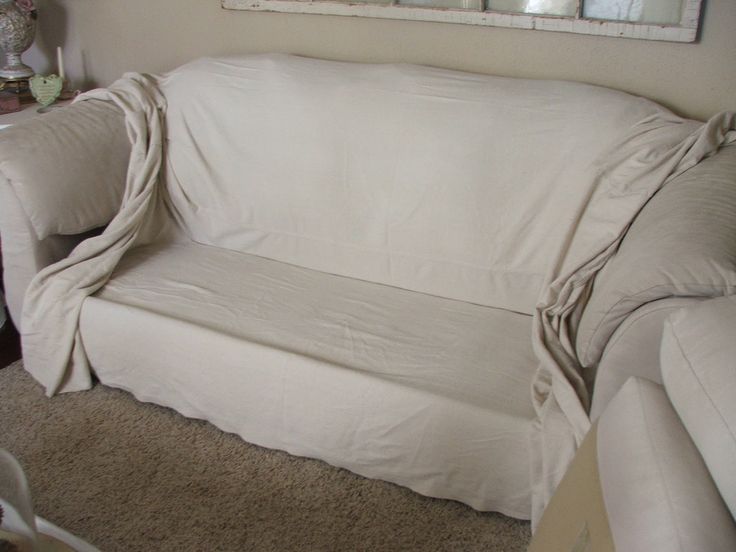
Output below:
[0,361,531,552]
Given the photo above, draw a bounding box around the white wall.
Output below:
[21,0,736,121]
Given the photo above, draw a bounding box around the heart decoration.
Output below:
[29,74,63,107]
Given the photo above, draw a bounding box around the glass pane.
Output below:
[400,0,482,9]
[583,0,682,24]
[335,0,394,4]
[486,0,577,16]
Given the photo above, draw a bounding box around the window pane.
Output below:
[486,0,577,16]
[583,0,682,24]
[333,0,393,4]
[400,0,482,9]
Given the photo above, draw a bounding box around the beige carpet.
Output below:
[0,360,531,552]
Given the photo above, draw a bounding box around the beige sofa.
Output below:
[0,54,734,525]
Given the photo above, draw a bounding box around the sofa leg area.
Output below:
[0,316,21,369]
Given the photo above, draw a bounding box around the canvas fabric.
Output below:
[15,54,736,522]
[576,143,736,369]
[0,100,129,240]
[80,240,538,519]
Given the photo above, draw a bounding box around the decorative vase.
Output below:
[0,0,36,80]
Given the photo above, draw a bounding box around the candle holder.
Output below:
[54,46,75,100]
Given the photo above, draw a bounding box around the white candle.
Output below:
[57,46,65,81]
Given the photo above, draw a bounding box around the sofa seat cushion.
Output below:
[79,240,539,518]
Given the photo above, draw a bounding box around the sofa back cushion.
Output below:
[661,295,736,519]
[158,54,676,313]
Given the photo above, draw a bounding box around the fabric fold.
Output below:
[20,74,170,395]
[530,111,736,526]
[14,58,736,523]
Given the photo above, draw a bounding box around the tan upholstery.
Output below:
[589,296,702,420]
[534,377,736,551]
[661,295,736,519]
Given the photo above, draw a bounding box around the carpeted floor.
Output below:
[0,361,531,552]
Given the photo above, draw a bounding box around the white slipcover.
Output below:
[0,101,129,240]
[158,55,696,315]
[81,240,538,518]
[577,143,736,370]
[16,54,736,522]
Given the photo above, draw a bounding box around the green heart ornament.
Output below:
[29,74,63,107]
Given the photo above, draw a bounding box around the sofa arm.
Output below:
[531,378,736,551]
[588,296,702,420]
[0,177,101,328]
[576,143,736,370]
[0,99,130,327]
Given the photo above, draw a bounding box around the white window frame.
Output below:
[222,0,702,42]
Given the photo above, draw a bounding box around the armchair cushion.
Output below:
[661,294,736,519]
[531,377,736,551]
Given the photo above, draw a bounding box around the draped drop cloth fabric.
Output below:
[20,74,174,394]
[530,111,736,522]
[16,55,736,523]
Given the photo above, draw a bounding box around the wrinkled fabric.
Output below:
[82,240,539,518]
[530,111,736,524]
[158,55,687,316]
[20,74,172,395]
[16,54,736,522]
[576,142,736,369]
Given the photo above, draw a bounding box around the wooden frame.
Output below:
[222,0,702,42]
